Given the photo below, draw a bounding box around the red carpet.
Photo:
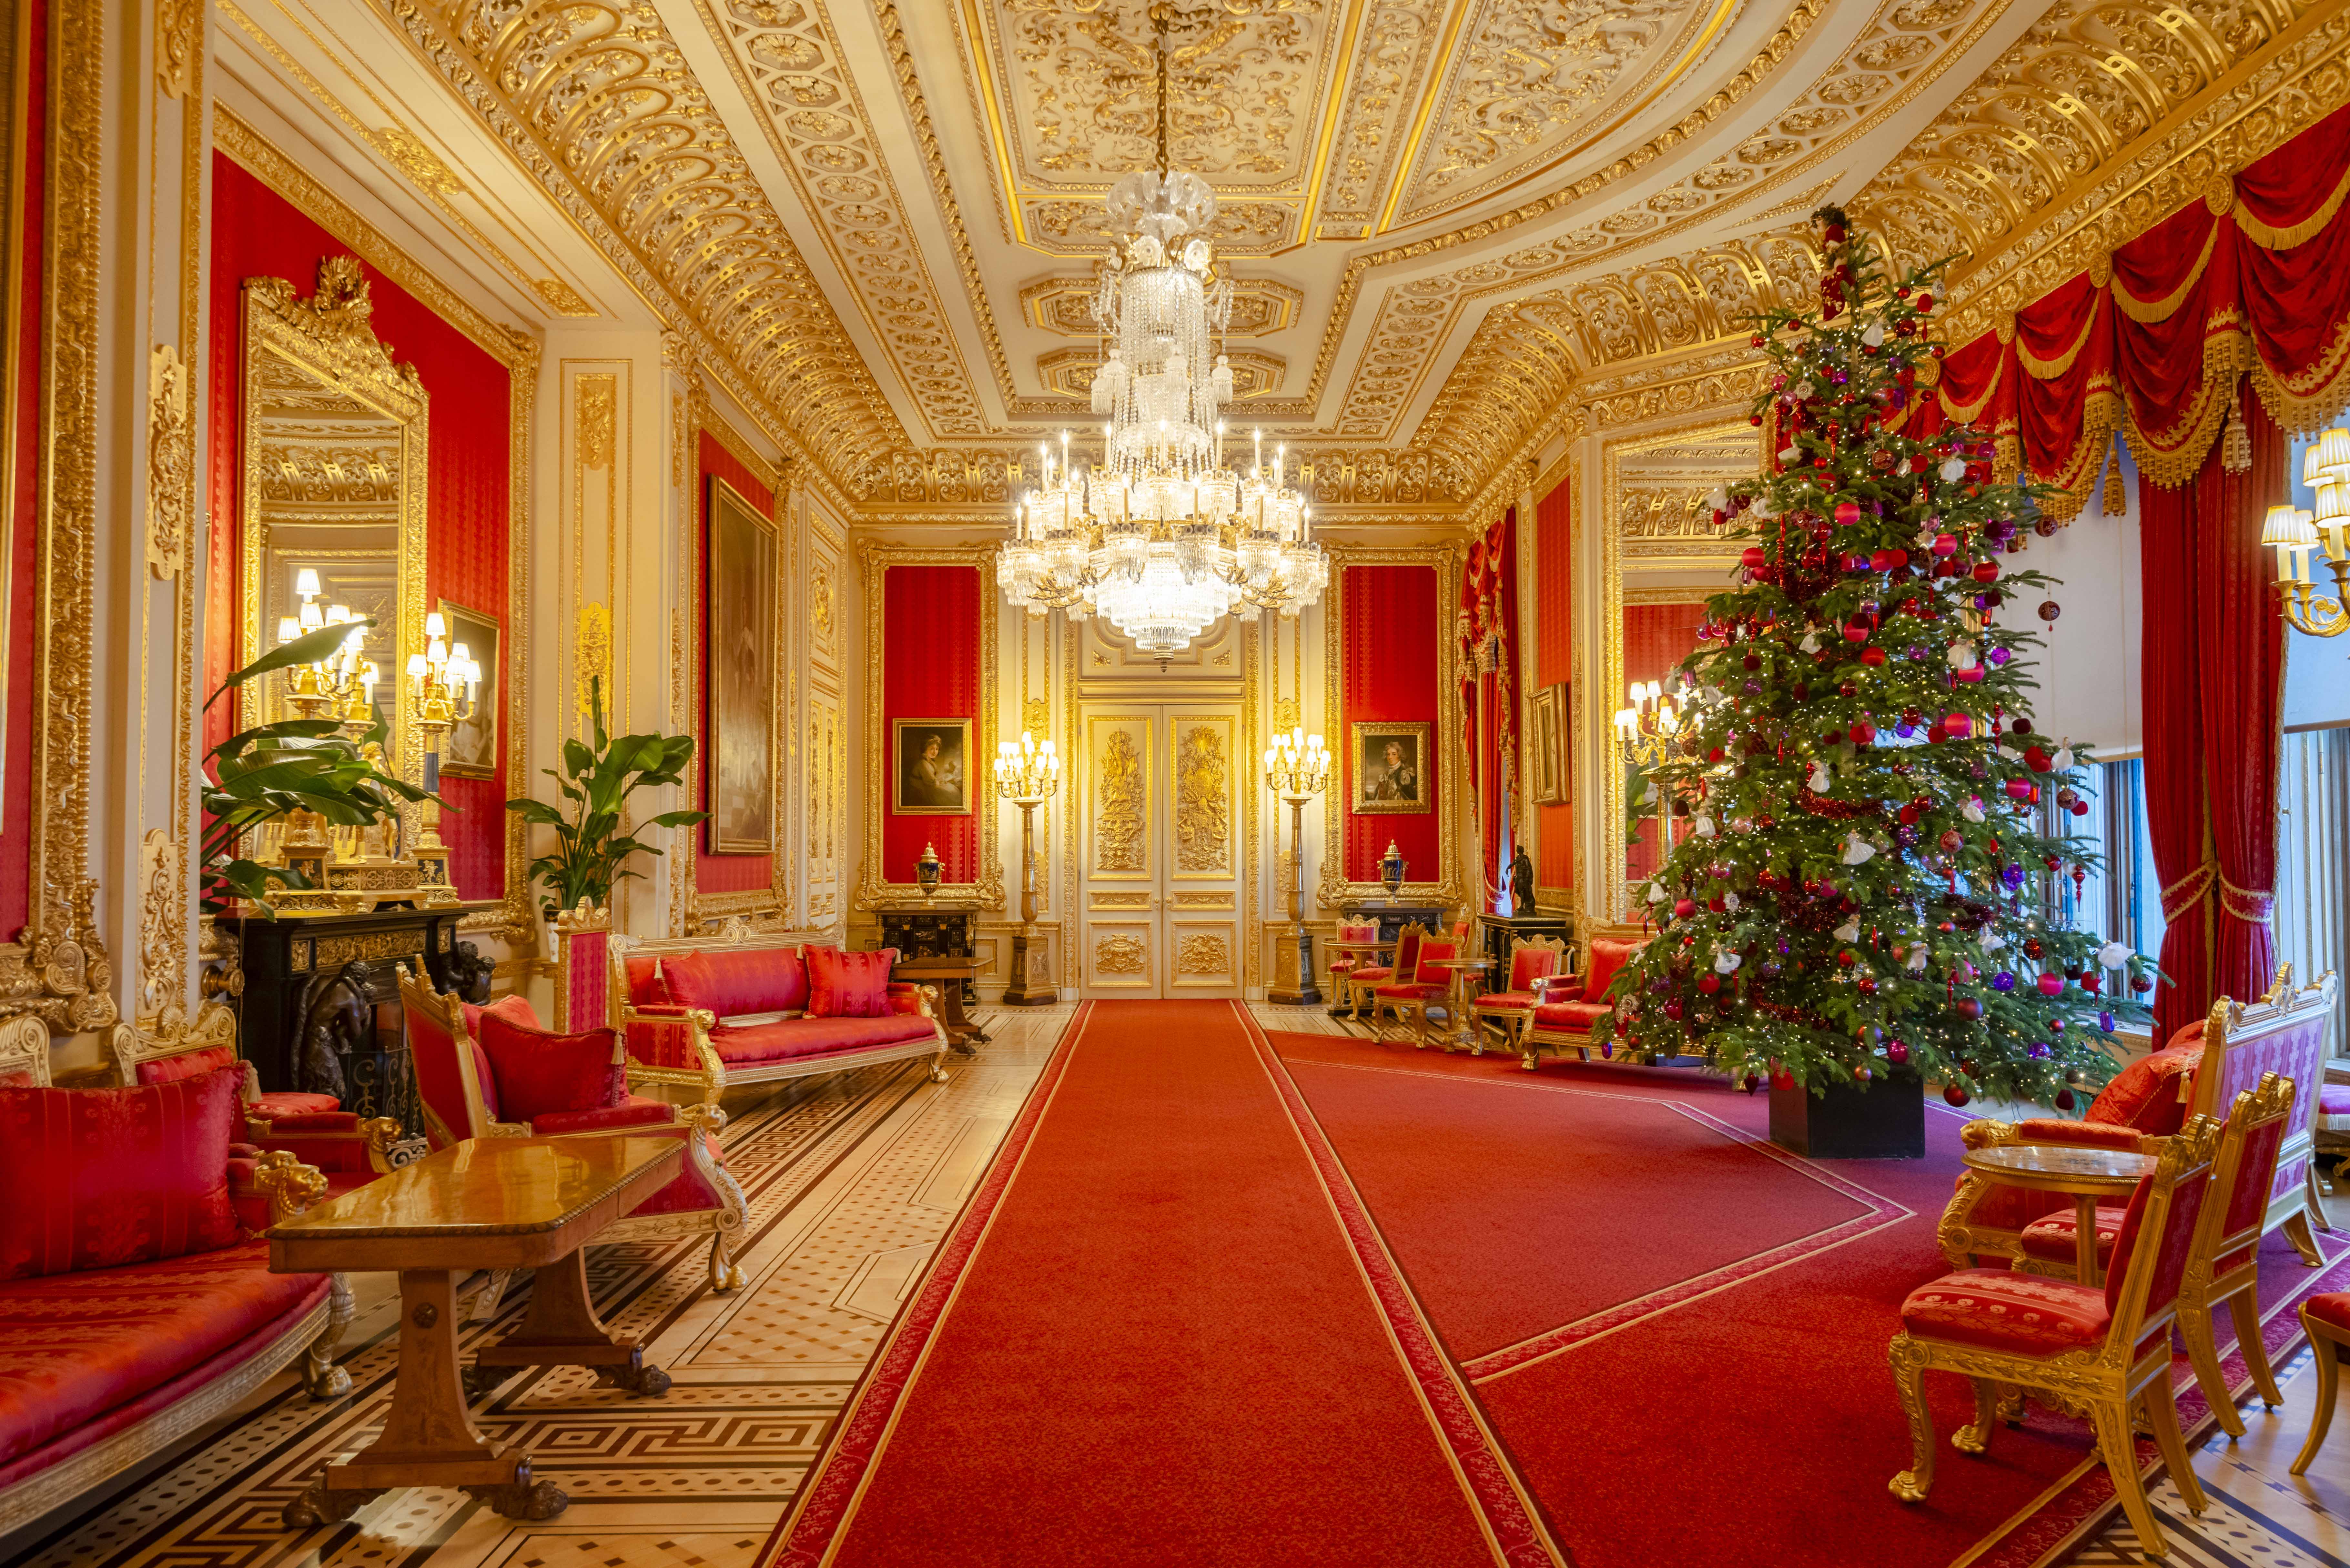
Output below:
[763,1002,1561,1568]
[1266,1026,2350,1568]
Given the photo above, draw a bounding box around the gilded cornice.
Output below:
[377,0,905,492]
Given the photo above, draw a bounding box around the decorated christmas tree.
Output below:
[1603,207,2153,1110]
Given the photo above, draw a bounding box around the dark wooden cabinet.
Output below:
[1473,912,1575,991]
[876,907,976,1005]
[221,905,492,1138]
[1340,902,1449,947]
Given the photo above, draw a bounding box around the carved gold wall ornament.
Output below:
[362,123,465,196]
[1175,726,1230,874]
[577,375,616,470]
[1176,933,1231,976]
[146,344,192,579]
[577,603,613,720]
[136,832,187,1033]
[156,0,201,98]
[1096,729,1146,874]
[1095,933,1147,975]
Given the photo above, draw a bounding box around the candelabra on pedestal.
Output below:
[993,730,1062,1005]
[404,610,481,907]
[1263,727,1331,1004]
[1613,680,1681,890]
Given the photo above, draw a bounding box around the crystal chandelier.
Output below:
[996,9,1326,659]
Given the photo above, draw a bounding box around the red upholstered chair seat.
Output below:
[1348,966,1394,986]
[245,1091,341,1120]
[2019,1203,2130,1268]
[1473,990,1540,1012]
[708,1014,937,1065]
[1373,981,1449,1001]
[530,1096,677,1136]
[1533,999,1612,1032]
[2307,1291,2350,1332]
[1899,1268,2117,1356]
[0,1241,328,1472]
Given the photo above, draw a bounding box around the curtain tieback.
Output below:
[2159,859,2217,922]
[2218,875,2274,925]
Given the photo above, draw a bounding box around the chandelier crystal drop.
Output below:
[995,11,1325,659]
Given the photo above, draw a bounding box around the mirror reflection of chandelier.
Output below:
[996,6,1326,659]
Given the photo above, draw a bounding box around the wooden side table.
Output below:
[892,957,988,1053]
[269,1134,684,1525]
[1954,1143,2157,1285]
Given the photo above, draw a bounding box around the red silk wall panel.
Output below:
[0,0,44,938]
[206,154,513,900]
[696,432,774,896]
[1534,479,1573,890]
[1622,603,1706,885]
[1340,563,1441,883]
[881,566,981,884]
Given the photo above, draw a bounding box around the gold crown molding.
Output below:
[216,117,538,944]
[1889,2,2350,349]
[377,0,903,492]
[1019,274,1304,339]
[1035,346,1287,403]
[5,0,115,1036]
[1317,544,1467,915]
[854,542,1004,913]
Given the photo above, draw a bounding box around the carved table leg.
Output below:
[306,1269,539,1514]
[473,1247,668,1397]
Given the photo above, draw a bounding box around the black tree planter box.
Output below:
[1769,1073,1925,1159]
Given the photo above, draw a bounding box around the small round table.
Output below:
[1422,955,1494,1052]
[1325,939,1394,1019]
[1957,1143,2158,1285]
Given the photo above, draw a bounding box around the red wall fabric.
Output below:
[0,0,44,940]
[1534,480,1573,891]
[1341,564,1441,883]
[1459,511,1518,907]
[206,154,513,900]
[1622,603,1706,886]
[881,566,982,884]
[695,432,774,896]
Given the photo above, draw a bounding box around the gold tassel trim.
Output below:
[2101,439,2126,516]
[2221,388,2252,473]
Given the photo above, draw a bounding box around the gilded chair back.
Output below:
[1391,923,1428,976]
[2197,1074,2297,1272]
[0,1016,51,1087]
[2103,1113,2221,1334]
[1505,936,1567,993]
[1412,938,1461,987]
[2188,967,2336,1222]
[399,968,494,1151]
[1337,921,1380,945]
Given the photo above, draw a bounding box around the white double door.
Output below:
[1076,702,1246,999]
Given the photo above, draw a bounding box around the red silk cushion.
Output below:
[1473,990,1540,1011]
[662,948,810,1020]
[531,1096,676,1136]
[1507,946,1561,991]
[1533,1000,1611,1032]
[807,947,897,1019]
[477,1011,624,1125]
[134,1044,237,1086]
[707,1014,935,1065]
[2013,1118,2145,1151]
[625,952,670,1006]
[246,1091,341,1121]
[1349,966,1394,985]
[1900,1268,2112,1356]
[2308,1292,2350,1333]
[0,1241,328,1468]
[2019,1203,2129,1267]
[2084,1043,2201,1134]
[462,993,542,1039]
[1410,939,1459,986]
[1584,938,1642,1001]
[0,1069,243,1281]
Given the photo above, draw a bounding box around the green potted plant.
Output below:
[201,619,436,916]
[506,677,706,927]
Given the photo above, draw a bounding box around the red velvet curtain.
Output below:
[1534,481,1575,892]
[1458,511,1516,908]
[1342,565,1441,882]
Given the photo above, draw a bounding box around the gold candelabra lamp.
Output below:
[1263,726,1331,1004]
[403,609,480,906]
[1614,680,1681,883]
[275,569,380,732]
[992,730,1062,1005]
[2264,425,2350,638]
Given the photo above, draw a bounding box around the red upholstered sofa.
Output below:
[1520,936,1646,1070]
[0,1019,345,1535]
[610,929,951,1105]
[1942,967,2339,1273]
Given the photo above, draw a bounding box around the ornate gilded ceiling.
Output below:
[250,0,2349,515]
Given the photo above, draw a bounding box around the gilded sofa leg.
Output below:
[2291,1311,2340,1475]
[2179,1302,2245,1439]
[928,1044,951,1084]
[2091,1398,2166,1557]
[1887,1336,1936,1502]
[2144,1375,2207,1516]
[304,1273,355,1400]
[1953,1377,1997,1455]
[2230,1290,2284,1409]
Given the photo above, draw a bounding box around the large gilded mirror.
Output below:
[238,257,429,839]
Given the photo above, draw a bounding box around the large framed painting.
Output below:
[1528,684,1565,805]
[706,476,776,854]
[1352,721,1431,813]
[435,599,501,779]
[893,718,971,815]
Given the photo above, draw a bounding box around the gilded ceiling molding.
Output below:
[6,0,118,1035]
[376,0,903,492]
[215,111,540,943]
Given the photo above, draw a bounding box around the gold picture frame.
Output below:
[435,599,500,780]
[1530,684,1566,805]
[1351,721,1431,814]
[892,717,973,816]
[706,474,776,855]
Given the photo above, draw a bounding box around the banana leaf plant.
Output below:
[506,677,705,922]
[201,618,439,916]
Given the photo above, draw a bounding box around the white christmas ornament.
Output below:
[1961,798,1986,823]
[2097,940,2132,969]
[1723,891,1741,913]
[1779,446,1800,464]
[1706,487,1730,513]
[1979,930,2007,954]
[1713,951,1743,975]
[1948,642,1977,670]
[1799,633,1821,654]
[1834,920,1861,943]
[2054,744,2076,770]
[1940,457,1967,482]
[1646,880,1666,905]
[1841,832,1877,865]
[1692,814,1717,839]
[1906,944,1930,972]
[1807,761,1833,792]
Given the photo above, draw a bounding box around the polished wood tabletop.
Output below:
[269,1134,683,1274]
[1961,1142,2156,1190]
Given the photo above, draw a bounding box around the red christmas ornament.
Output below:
[1698,973,1721,993]
[1860,646,1886,666]
[1915,293,1935,313]
[1943,711,1973,738]
[2036,972,2064,996]
[1849,722,1876,745]
[1970,560,2000,584]
[1932,533,1959,557]
[1740,546,1766,569]
[1954,998,1984,1021]
[1943,1083,1970,1107]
